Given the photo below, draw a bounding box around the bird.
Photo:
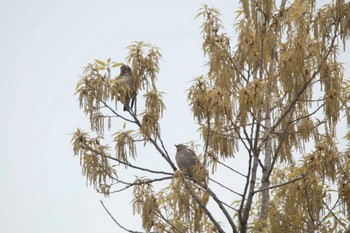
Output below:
[118,64,136,111]
[175,144,203,179]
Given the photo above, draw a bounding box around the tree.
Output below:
[72,1,350,232]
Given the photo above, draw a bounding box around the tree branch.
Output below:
[103,154,173,175]
[209,177,243,196]
[100,100,136,124]
[184,183,227,233]
[254,174,306,193]
[100,200,145,233]
[130,112,177,171]
[204,186,239,233]
[270,23,339,135]
[217,160,247,178]
[81,143,172,176]
[155,209,182,233]
[110,177,173,193]
[321,198,347,230]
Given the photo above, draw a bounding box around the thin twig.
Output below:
[155,210,183,233]
[130,113,177,171]
[322,199,347,229]
[220,200,239,212]
[184,183,227,233]
[266,113,293,180]
[254,174,305,193]
[100,100,135,124]
[103,154,173,175]
[209,178,243,197]
[269,23,339,136]
[217,160,247,178]
[204,186,239,233]
[289,104,324,124]
[100,200,144,233]
[82,144,172,176]
[159,136,170,158]
[110,177,173,193]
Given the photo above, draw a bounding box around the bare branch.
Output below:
[289,104,324,124]
[205,186,239,233]
[220,200,239,212]
[184,183,227,233]
[217,160,247,178]
[254,174,306,194]
[321,199,347,230]
[103,154,173,175]
[209,178,243,196]
[110,177,173,193]
[100,200,145,233]
[155,209,182,233]
[81,143,172,176]
[266,113,293,180]
[100,100,136,124]
[129,112,177,171]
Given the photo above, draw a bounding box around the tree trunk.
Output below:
[241,152,260,233]
[260,68,272,224]
[260,116,271,221]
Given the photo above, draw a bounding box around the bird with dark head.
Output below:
[118,64,136,111]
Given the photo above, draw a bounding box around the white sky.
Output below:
[0,0,349,233]
[0,1,239,232]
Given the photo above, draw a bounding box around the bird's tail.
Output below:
[124,97,136,112]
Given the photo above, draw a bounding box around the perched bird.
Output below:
[118,64,136,111]
[175,144,208,187]
[175,144,201,178]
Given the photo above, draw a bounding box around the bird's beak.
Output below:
[174,144,178,148]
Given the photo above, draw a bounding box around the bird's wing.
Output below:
[184,149,198,167]
[187,148,197,157]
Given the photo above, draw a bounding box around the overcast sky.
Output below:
[0,1,239,232]
[0,0,349,233]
